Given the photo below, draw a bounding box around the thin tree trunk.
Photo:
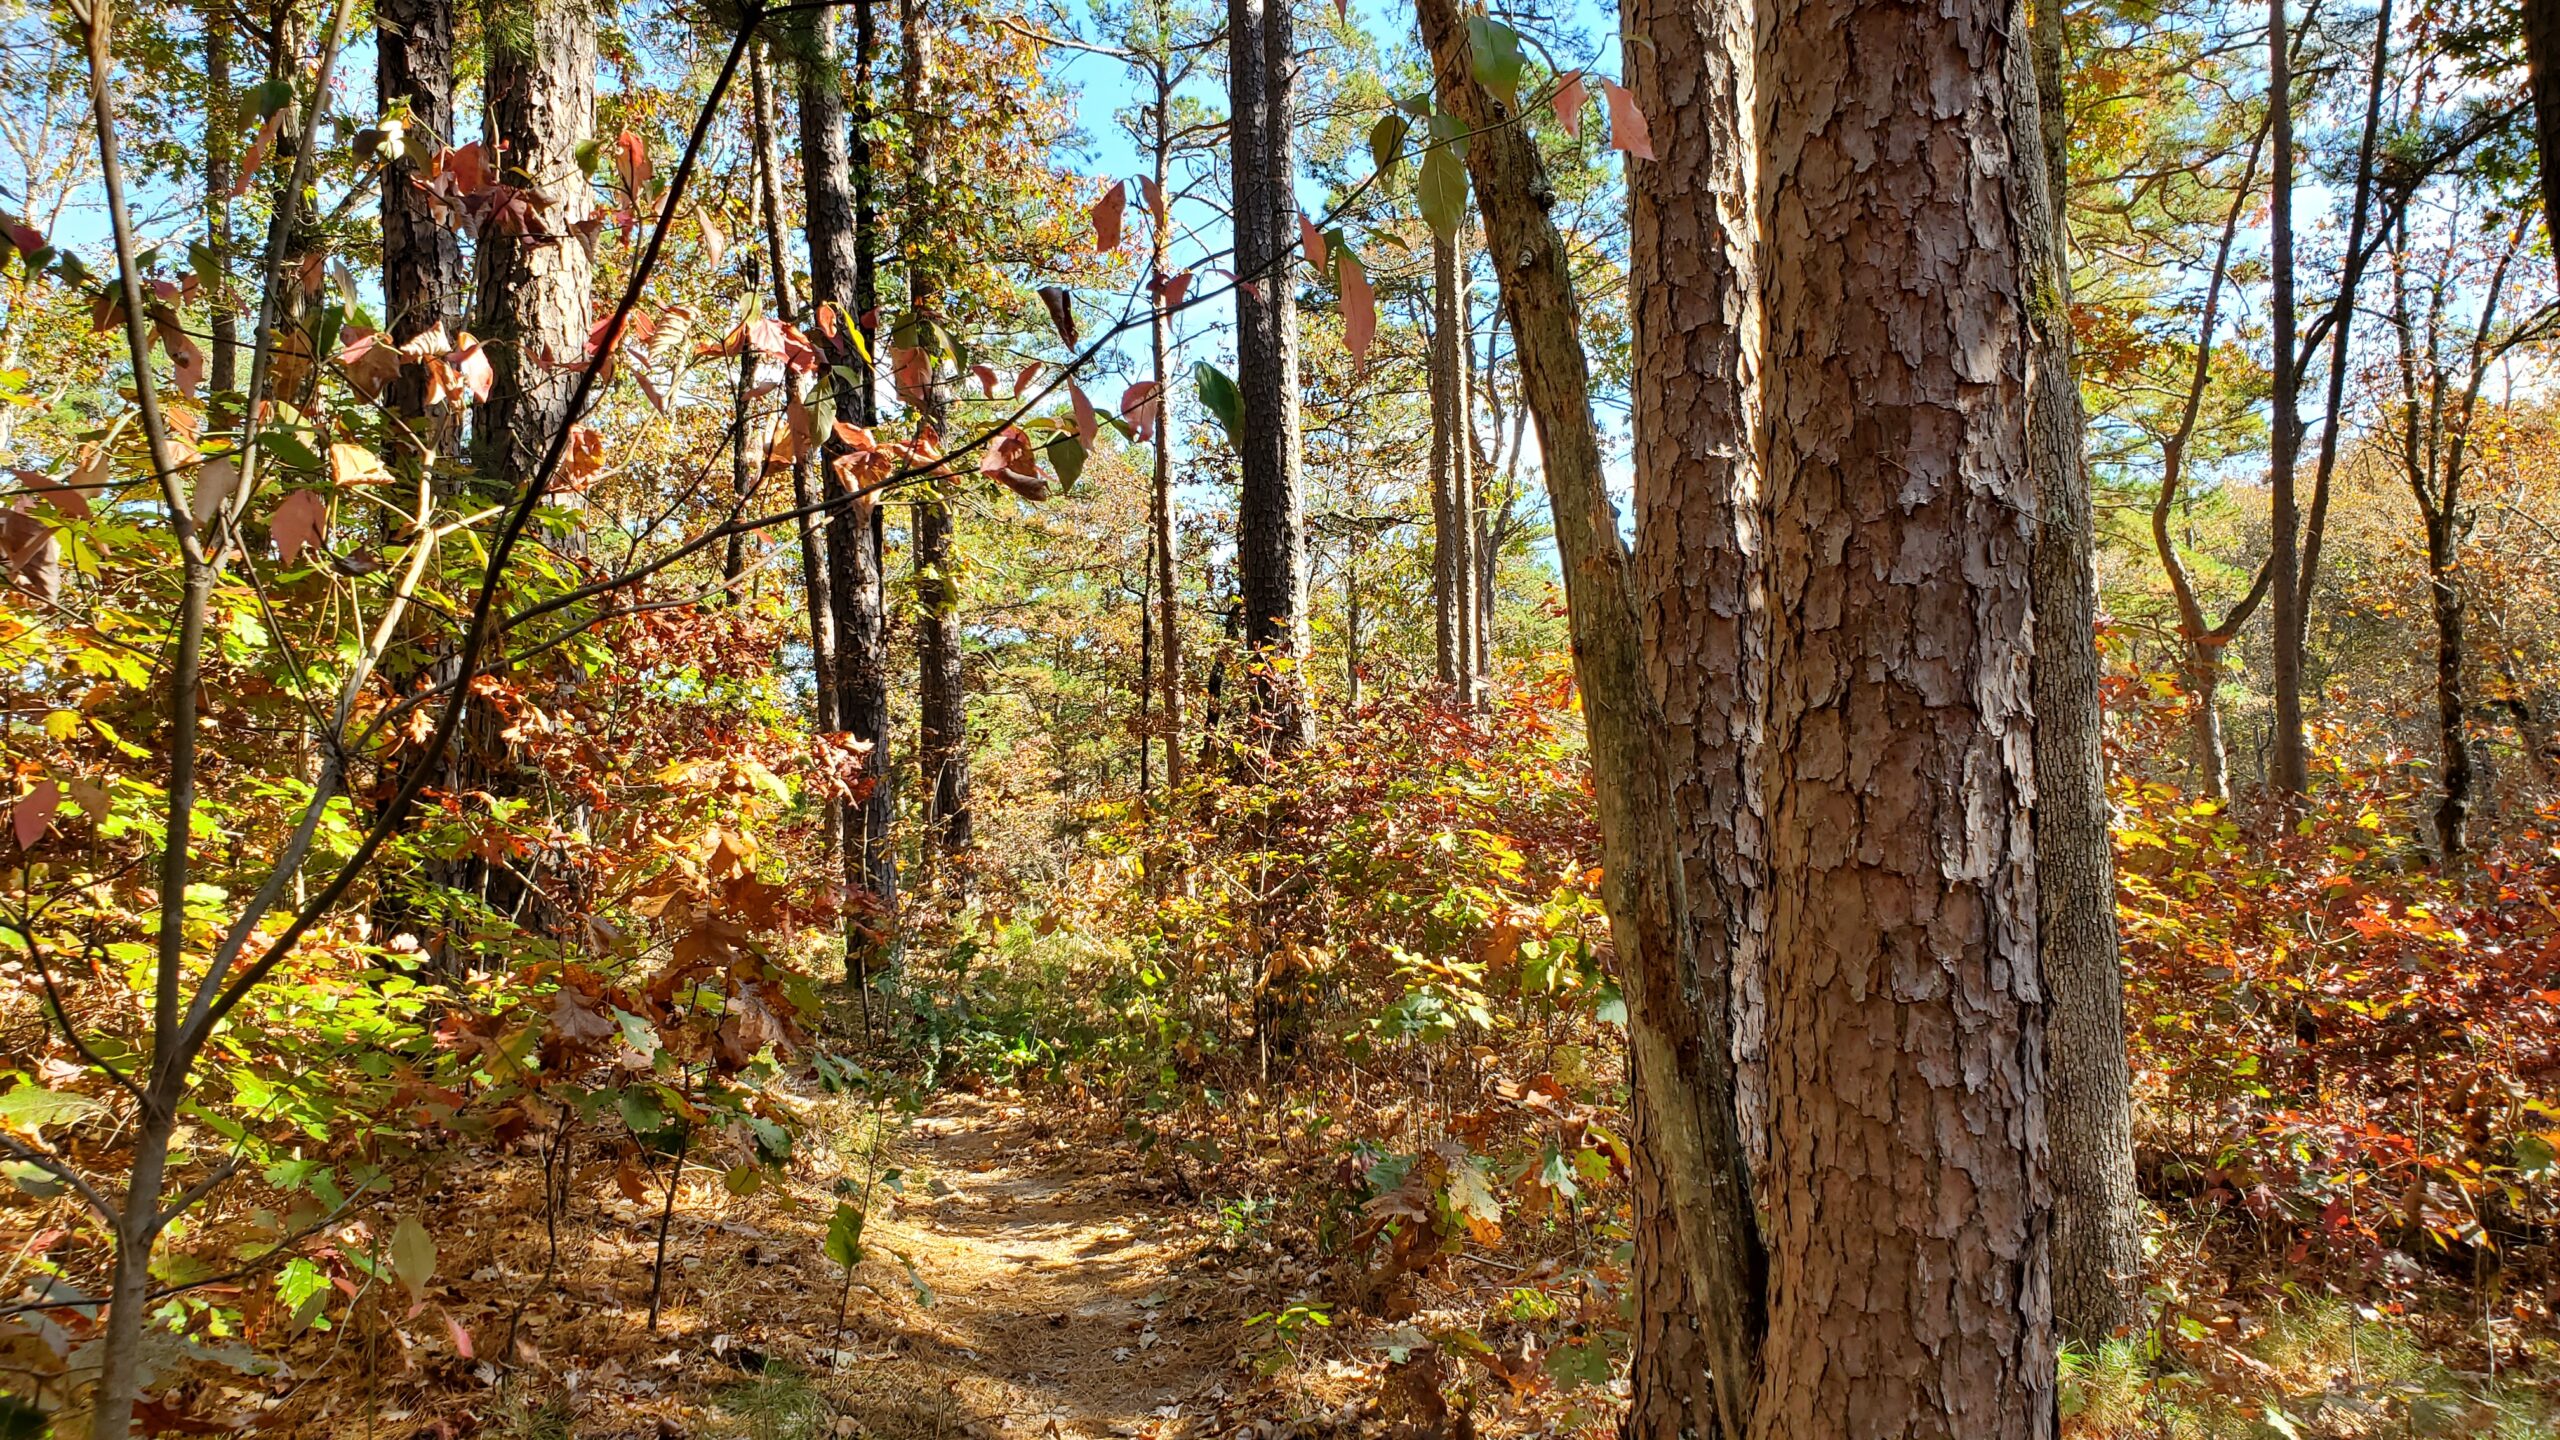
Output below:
[750,35,833,738]
[800,3,898,941]
[1620,0,1770,1420]
[1410,4,1766,1438]
[205,0,239,429]
[1150,75,1184,788]
[2427,521,2470,856]
[1228,0,1310,750]
[904,0,970,858]
[2267,0,2308,797]
[2187,640,2232,802]
[1431,228,1463,691]
[2013,0,2141,1345]
[1755,0,2055,1422]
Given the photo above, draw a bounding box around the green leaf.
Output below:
[1193,361,1244,448]
[247,77,295,123]
[1419,146,1468,241]
[825,1200,866,1269]
[0,1160,64,1198]
[1464,17,1527,110]
[2516,1132,2556,1175]
[0,1396,46,1440]
[1045,433,1086,491]
[1368,113,1411,186]
[389,1215,435,1296]
[0,1085,103,1137]
[618,1085,667,1137]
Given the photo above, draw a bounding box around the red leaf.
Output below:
[613,129,651,202]
[1551,72,1586,139]
[1069,382,1099,449]
[1602,82,1654,161]
[12,779,58,849]
[270,489,329,567]
[445,1311,475,1359]
[232,110,284,199]
[1092,181,1126,252]
[1341,250,1375,371]
[1014,361,1043,396]
[1300,213,1328,276]
[1153,270,1193,308]
[979,425,1048,500]
[1119,381,1162,443]
[972,363,1001,398]
[1139,174,1164,226]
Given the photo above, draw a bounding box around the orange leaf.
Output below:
[1602,81,1654,161]
[1092,181,1126,252]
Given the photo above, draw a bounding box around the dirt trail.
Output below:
[827,1094,1236,1439]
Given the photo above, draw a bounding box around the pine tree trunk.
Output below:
[1410,4,1767,1437]
[800,4,898,933]
[2524,0,2560,278]
[1620,0,1770,1427]
[904,0,970,857]
[2013,0,2142,1345]
[473,0,594,494]
[1228,0,1310,749]
[377,0,461,467]
[1754,0,2055,1421]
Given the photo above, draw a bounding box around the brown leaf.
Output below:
[1551,72,1586,139]
[270,489,329,566]
[1341,251,1375,371]
[1091,181,1127,252]
[329,443,394,487]
[1300,213,1328,276]
[1039,286,1079,346]
[12,778,59,848]
[1602,81,1654,161]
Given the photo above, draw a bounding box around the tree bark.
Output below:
[1148,79,1185,787]
[2526,0,2560,278]
[904,0,970,858]
[1619,0,1772,1425]
[2012,0,2142,1346]
[1409,5,1767,1439]
[800,3,898,932]
[2185,641,2232,802]
[1431,227,1467,694]
[1228,0,1310,749]
[377,0,462,469]
[473,0,594,495]
[2266,0,2308,797]
[1754,0,2055,1423]
[204,0,238,428]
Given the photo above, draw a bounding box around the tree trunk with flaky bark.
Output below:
[800,4,898,938]
[205,0,239,427]
[1754,0,2055,1423]
[2525,0,2560,276]
[904,0,970,858]
[1619,0,1772,1424]
[1228,0,1309,749]
[1410,4,1767,1438]
[1148,82,1184,787]
[2014,0,2143,1345]
[377,0,461,469]
[474,0,594,494]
